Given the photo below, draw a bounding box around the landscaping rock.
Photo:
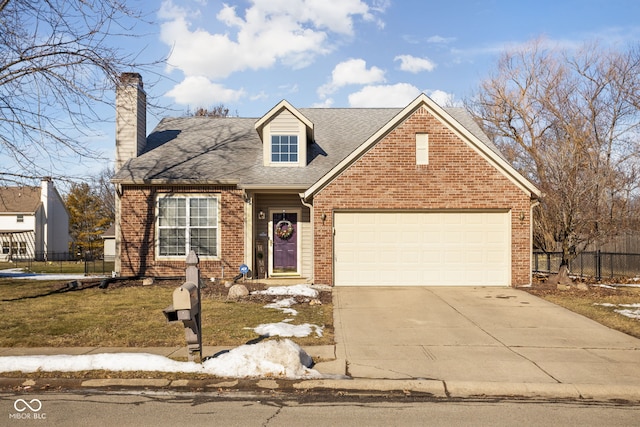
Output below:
[228,284,249,299]
[142,278,154,286]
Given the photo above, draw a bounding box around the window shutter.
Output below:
[416,133,428,165]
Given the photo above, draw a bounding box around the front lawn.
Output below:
[0,278,333,348]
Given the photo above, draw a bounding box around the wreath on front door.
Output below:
[275,219,294,240]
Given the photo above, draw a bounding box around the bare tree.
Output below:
[0,0,157,185]
[468,38,640,282]
[92,166,116,221]
[187,104,235,117]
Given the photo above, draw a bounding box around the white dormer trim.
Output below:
[255,100,314,167]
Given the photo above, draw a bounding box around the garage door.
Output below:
[334,211,510,286]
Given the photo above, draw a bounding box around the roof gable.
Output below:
[303,94,540,200]
[255,100,314,141]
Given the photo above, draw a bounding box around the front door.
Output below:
[271,211,298,274]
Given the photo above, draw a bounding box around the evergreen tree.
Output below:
[65,182,113,259]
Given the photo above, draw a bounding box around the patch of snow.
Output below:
[253,284,319,298]
[252,322,324,338]
[614,309,640,320]
[0,339,321,379]
[596,283,640,288]
[0,352,200,374]
[594,302,640,320]
[264,297,298,316]
[0,268,104,280]
[202,339,319,378]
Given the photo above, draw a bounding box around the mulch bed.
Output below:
[525,273,639,298]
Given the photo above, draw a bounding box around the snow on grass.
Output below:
[0,268,104,280]
[614,309,640,320]
[264,297,298,316]
[0,339,321,379]
[253,284,319,298]
[594,303,640,320]
[253,284,324,339]
[252,322,324,338]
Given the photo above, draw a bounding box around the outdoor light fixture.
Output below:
[258,210,266,220]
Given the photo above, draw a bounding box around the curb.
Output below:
[3,377,640,403]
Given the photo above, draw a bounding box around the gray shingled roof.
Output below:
[112,107,502,187]
[0,186,41,213]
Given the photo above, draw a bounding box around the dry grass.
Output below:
[0,278,333,348]
[525,277,640,339]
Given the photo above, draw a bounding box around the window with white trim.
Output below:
[157,195,219,258]
[271,135,298,163]
[416,133,429,165]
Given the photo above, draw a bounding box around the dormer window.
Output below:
[255,100,314,168]
[271,135,298,163]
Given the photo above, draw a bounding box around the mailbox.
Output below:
[163,282,198,322]
[173,282,198,320]
[163,281,202,361]
[162,251,202,362]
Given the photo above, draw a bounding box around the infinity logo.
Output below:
[14,398,42,412]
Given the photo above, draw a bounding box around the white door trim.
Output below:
[268,208,302,276]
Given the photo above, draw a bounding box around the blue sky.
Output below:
[35,0,640,181]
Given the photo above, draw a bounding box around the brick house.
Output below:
[112,73,540,286]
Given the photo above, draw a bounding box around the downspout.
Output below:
[299,193,314,283]
[114,183,123,276]
[530,198,541,286]
[244,190,254,280]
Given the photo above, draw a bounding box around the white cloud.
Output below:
[347,83,422,107]
[159,0,376,79]
[427,35,456,44]
[394,54,436,73]
[318,58,385,98]
[165,76,246,106]
[158,0,380,107]
[426,89,460,107]
[311,98,335,108]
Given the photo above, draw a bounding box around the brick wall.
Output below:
[118,185,245,279]
[313,106,533,286]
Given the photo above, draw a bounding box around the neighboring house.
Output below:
[101,224,116,262]
[112,73,540,287]
[0,178,70,261]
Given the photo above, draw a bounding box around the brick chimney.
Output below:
[115,72,146,172]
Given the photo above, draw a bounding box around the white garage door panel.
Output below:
[334,212,510,286]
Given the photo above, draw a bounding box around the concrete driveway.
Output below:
[327,286,640,386]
